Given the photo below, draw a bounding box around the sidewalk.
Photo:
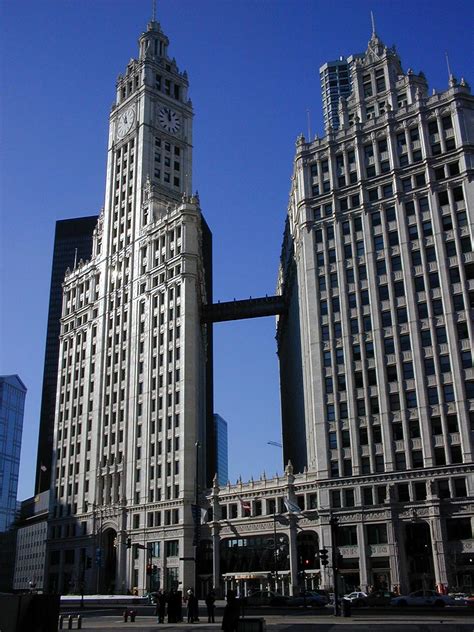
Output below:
[61,612,474,631]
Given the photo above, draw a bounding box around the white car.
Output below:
[391,590,456,608]
[344,591,368,606]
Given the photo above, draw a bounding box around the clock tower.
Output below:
[46,16,214,596]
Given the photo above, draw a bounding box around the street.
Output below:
[59,604,474,631]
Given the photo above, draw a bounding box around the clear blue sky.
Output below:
[1,0,473,501]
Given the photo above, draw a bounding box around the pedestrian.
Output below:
[205,589,216,623]
[187,588,198,623]
[167,588,178,623]
[156,589,167,623]
[221,590,240,632]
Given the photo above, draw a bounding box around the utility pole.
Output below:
[330,515,340,616]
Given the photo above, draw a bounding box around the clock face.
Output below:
[158,106,181,134]
[116,107,135,139]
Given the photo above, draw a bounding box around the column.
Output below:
[212,524,221,595]
[430,516,448,591]
[386,517,401,591]
[356,523,369,591]
[288,516,298,596]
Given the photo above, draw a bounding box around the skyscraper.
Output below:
[319,57,352,131]
[277,29,473,592]
[0,375,26,532]
[46,17,213,595]
[214,414,228,486]
[0,375,26,591]
[35,216,97,494]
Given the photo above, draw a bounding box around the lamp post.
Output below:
[194,441,200,595]
[330,515,340,616]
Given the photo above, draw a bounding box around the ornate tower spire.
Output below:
[370,10,376,36]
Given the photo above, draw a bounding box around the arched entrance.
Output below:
[101,528,117,594]
[405,521,434,592]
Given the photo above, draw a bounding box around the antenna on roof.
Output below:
[445,51,452,78]
[306,109,312,141]
[73,248,78,269]
[152,0,156,21]
[370,10,376,36]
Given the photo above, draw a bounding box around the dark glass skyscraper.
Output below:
[35,216,97,493]
[0,374,26,531]
[214,414,228,486]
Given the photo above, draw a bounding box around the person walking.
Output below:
[156,590,167,623]
[187,588,198,623]
[221,590,240,632]
[205,589,216,623]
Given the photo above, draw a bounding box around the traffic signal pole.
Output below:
[330,516,339,616]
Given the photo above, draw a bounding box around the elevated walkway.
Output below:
[201,295,286,323]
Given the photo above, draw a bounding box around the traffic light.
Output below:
[126,537,132,549]
[152,565,158,577]
[319,548,329,567]
[146,563,152,576]
[304,558,310,568]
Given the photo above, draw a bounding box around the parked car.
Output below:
[465,595,474,608]
[311,589,331,605]
[287,591,327,608]
[449,592,469,605]
[365,590,397,607]
[244,590,289,606]
[344,591,368,607]
[391,590,456,608]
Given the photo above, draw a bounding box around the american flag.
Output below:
[239,496,251,512]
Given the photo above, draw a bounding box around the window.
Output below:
[371,212,381,227]
[376,260,387,275]
[400,334,411,351]
[436,326,447,344]
[401,177,412,192]
[388,231,399,247]
[366,524,388,544]
[427,387,439,405]
[383,183,393,198]
[382,311,392,327]
[403,362,414,379]
[374,235,384,251]
[391,256,402,271]
[448,161,460,176]
[387,365,397,382]
[368,188,379,202]
[389,393,400,411]
[165,540,179,557]
[394,281,405,297]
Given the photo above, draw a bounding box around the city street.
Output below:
[59,604,474,631]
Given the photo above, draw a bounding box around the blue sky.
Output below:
[1,0,473,501]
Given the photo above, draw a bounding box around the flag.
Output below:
[40,464,47,472]
[283,496,303,515]
[239,496,251,512]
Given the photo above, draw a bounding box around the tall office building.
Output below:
[0,375,26,591]
[277,29,474,592]
[319,57,353,131]
[0,375,26,531]
[35,216,97,494]
[13,491,49,592]
[46,17,213,594]
[214,414,228,486]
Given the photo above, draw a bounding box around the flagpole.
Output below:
[273,509,278,592]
